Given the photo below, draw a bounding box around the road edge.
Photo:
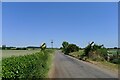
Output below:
[64,54,118,78]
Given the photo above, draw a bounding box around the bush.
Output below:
[84,42,94,57]
[62,41,69,53]
[97,48,107,60]
[111,59,120,64]
[64,44,79,55]
[83,42,108,61]
[82,57,88,61]
[2,50,54,79]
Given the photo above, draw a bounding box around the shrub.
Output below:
[111,59,120,64]
[64,44,79,55]
[82,56,88,61]
[97,48,107,60]
[84,42,94,57]
[83,42,108,61]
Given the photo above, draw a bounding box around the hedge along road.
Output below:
[49,50,118,78]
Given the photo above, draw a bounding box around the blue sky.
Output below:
[2,2,118,48]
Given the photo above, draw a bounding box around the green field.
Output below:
[2,50,40,58]
[2,49,55,79]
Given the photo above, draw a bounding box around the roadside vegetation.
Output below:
[1,41,119,78]
[61,41,79,55]
[2,43,55,79]
[61,41,119,71]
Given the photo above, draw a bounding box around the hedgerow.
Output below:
[2,50,54,79]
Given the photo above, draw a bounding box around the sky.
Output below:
[2,2,118,48]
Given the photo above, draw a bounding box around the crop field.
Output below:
[2,50,40,58]
[2,49,55,79]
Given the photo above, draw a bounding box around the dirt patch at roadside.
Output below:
[48,53,56,78]
[48,63,55,78]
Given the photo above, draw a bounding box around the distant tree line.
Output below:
[1,44,57,50]
[1,45,40,50]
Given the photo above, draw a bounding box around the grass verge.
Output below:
[86,58,118,73]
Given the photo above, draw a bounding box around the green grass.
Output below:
[86,58,118,72]
[2,49,55,79]
[100,61,118,70]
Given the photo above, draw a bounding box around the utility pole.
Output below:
[51,40,53,49]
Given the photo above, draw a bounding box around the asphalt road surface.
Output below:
[50,50,118,78]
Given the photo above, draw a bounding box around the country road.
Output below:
[49,50,118,78]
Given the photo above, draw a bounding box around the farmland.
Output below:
[2,50,40,58]
[1,47,119,78]
[1,43,119,79]
[2,49,118,58]
[2,49,55,79]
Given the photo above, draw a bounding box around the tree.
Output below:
[64,44,79,55]
[61,41,79,54]
[62,41,69,52]
[62,41,69,49]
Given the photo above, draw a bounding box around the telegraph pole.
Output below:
[51,40,53,49]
